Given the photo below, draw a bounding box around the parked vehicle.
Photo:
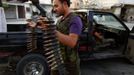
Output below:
[74,10,134,63]
[0,0,65,75]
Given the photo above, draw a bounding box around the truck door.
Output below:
[125,27,134,63]
[89,11,130,59]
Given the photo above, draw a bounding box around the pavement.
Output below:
[81,58,134,75]
[0,58,134,75]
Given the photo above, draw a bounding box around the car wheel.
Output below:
[16,54,50,75]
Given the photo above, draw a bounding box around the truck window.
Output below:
[93,14,126,30]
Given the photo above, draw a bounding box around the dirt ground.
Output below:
[81,58,134,75]
[0,58,134,75]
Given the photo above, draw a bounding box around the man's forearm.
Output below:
[55,30,78,48]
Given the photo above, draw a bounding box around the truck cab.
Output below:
[75,10,134,63]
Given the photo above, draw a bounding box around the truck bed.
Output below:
[0,32,42,51]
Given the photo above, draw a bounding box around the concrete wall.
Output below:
[70,0,80,9]
[70,0,119,9]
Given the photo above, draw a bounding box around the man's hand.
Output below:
[27,16,49,30]
[27,19,36,28]
[36,16,49,30]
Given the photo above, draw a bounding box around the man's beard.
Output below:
[55,14,61,17]
[55,13,63,18]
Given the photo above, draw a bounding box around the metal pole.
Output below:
[0,0,2,7]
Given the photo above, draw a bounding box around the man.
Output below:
[52,0,83,75]
[28,0,83,74]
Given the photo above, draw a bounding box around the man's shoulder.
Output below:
[70,12,79,18]
[69,13,81,21]
[70,13,82,23]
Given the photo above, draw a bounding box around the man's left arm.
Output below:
[56,16,83,48]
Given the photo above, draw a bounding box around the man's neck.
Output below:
[62,8,70,19]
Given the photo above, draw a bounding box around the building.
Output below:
[2,0,52,31]
[111,4,134,22]
[3,2,33,31]
[70,0,80,9]
[98,0,119,9]
[70,0,119,9]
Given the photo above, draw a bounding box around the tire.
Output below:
[16,54,50,75]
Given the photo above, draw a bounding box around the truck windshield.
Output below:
[93,14,126,30]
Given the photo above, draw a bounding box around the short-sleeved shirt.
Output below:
[69,16,83,35]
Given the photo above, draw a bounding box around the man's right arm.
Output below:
[55,30,79,48]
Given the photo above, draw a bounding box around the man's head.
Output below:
[52,0,71,17]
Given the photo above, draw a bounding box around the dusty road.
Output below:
[0,58,134,75]
[81,58,134,75]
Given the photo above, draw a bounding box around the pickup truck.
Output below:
[0,27,65,75]
[0,10,134,75]
[77,10,134,62]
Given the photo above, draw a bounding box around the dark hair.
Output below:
[62,0,70,7]
[52,0,71,7]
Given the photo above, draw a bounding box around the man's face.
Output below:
[53,0,64,17]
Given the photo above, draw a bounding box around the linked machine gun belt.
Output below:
[26,0,67,75]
